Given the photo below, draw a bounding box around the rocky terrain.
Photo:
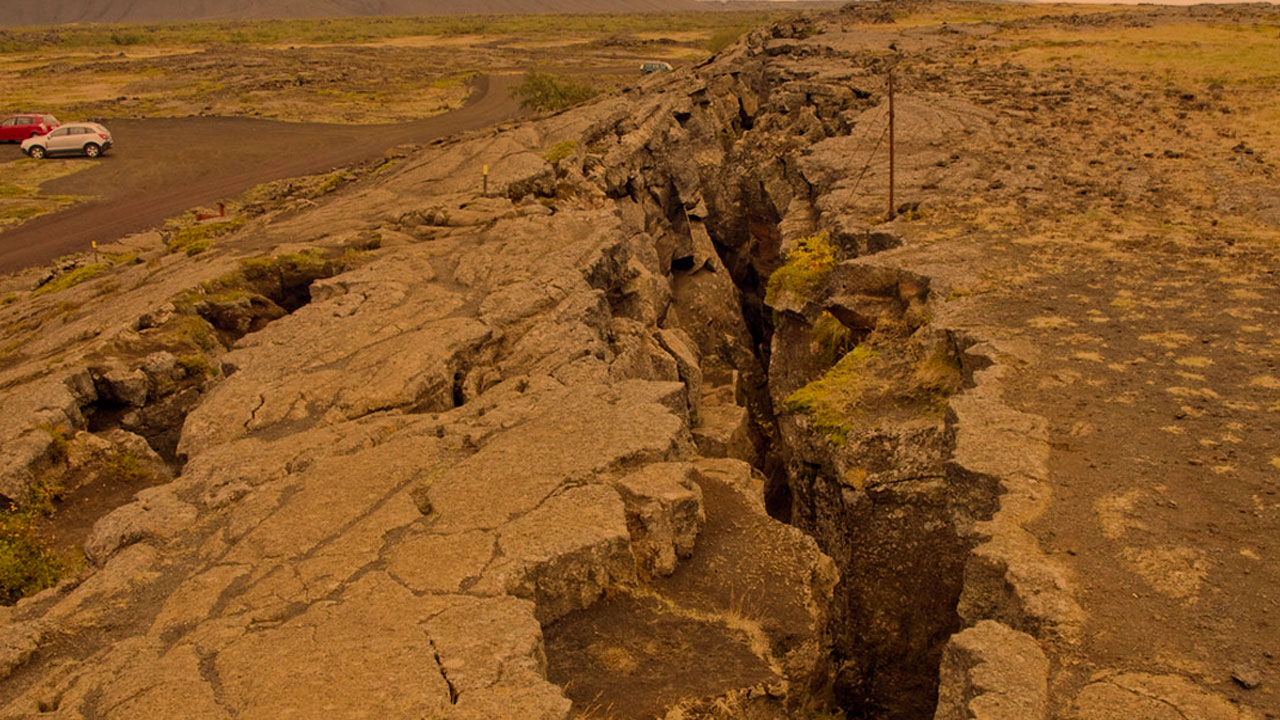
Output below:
[1,1,1278,718]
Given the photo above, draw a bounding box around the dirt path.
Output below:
[0,73,523,274]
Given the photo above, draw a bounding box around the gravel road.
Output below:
[0,73,523,274]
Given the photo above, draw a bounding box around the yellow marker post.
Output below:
[91,241,98,263]
[482,164,490,195]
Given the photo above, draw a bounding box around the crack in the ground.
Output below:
[426,636,460,705]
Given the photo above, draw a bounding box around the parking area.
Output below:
[0,74,522,274]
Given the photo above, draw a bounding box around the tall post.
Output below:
[888,71,896,221]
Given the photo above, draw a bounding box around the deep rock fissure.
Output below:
[718,248,977,719]
[661,158,982,718]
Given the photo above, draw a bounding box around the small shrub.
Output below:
[764,232,837,308]
[543,140,578,165]
[109,31,144,46]
[511,71,598,112]
[1,293,16,306]
[0,471,76,605]
[101,449,157,485]
[40,425,70,465]
[317,173,346,194]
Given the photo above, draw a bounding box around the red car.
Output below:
[0,114,60,143]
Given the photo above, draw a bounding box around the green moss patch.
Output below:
[765,232,838,308]
[785,345,877,445]
[785,333,962,447]
[544,140,578,164]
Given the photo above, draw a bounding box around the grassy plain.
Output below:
[0,159,86,231]
[0,11,780,125]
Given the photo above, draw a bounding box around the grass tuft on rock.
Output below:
[785,333,962,447]
[101,449,159,485]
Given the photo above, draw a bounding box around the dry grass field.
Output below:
[0,12,776,124]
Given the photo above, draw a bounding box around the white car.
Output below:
[21,122,113,159]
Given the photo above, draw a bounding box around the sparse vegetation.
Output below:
[174,315,219,352]
[0,502,71,605]
[911,343,963,405]
[32,263,108,298]
[0,427,75,604]
[166,217,246,256]
[785,331,961,447]
[764,232,838,308]
[0,205,45,221]
[101,449,158,485]
[0,161,90,233]
[512,71,599,112]
[239,249,330,283]
[0,11,782,127]
[0,12,780,52]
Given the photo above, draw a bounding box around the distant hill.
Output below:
[0,0,785,27]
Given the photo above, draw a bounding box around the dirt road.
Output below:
[0,74,523,274]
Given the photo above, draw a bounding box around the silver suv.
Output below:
[21,122,113,159]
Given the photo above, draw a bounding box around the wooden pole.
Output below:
[888,71,896,221]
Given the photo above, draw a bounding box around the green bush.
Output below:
[511,72,598,112]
